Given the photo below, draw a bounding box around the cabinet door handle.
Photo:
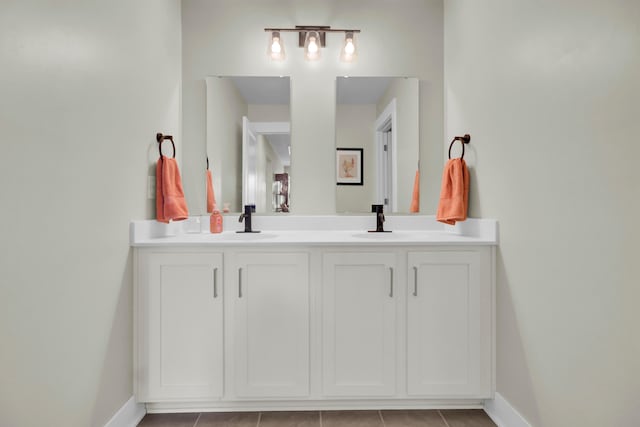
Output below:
[389,267,394,298]
[413,266,418,296]
[238,268,243,298]
[213,267,218,298]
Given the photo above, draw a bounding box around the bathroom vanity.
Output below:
[131,216,497,413]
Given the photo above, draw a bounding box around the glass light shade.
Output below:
[304,31,321,61]
[340,32,357,62]
[267,31,285,61]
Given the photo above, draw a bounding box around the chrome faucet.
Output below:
[371,204,388,232]
[238,204,259,233]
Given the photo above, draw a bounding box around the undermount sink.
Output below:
[351,232,399,239]
[224,232,276,240]
[351,231,440,240]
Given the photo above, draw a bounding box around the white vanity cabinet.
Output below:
[132,229,495,411]
[407,249,492,398]
[231,252,310,398]
[135,251,223,402]
[322,252,397,397]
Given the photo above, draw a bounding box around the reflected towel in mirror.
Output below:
[206,169,216,213]
[410,169,420,213]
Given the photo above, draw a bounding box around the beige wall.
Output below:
[445,1,640,426]
[248,104,290,122]
[182,0,444,214]
[206,77,247,212]
[0,1,182,426]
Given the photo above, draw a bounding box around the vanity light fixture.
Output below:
[264,26,361,62]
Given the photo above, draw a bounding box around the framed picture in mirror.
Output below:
[336,148,363,185]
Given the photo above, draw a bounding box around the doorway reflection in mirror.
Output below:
[335,77,419,214]
[206,76,291,214]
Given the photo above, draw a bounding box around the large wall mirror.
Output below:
[206,76,291,214]
[335,77,419,213]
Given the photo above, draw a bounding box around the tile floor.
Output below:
[138,409,497,427]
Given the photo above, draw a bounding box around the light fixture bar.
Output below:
[265,26,361,47]
[264,27,361,33]
[264,26,361,62]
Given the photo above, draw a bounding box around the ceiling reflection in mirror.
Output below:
[335,77,419,214]
[206,76,290,214]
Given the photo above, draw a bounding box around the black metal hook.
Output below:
[206,156,209,170]
[156,133,176,159]
[448,134,471,159]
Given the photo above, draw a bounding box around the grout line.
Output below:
[437,410,451,427]
[319,410,323,427]
[256,411,262,427]
[193,413,202,427]
[378,410,386,426]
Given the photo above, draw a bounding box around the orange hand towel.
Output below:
[436,158,469,225]
[409,170,420,213]
[156,156,189,223]
[206,169,216,213]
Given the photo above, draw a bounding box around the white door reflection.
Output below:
[242,118,290,212]
[375,99,397,211]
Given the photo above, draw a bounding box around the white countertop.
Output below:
[130,215,498,247]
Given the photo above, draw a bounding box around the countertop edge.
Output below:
[130,216,498,247]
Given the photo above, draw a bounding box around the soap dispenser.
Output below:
[210,208,223,233]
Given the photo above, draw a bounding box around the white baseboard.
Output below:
[104,396,146,427]
[484,392,531,427]
[105,393,526,427]
[146,398,484,413]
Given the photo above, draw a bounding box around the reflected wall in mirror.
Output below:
[335,77,419,213]
[206,76,290,214]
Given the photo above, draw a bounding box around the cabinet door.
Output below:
[407,250,491,398]
[322,252,396,396]
[234,252,309,398]
[140,252,223,401]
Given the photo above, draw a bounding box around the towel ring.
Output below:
[448,134,471,159]
[156,133,176,159]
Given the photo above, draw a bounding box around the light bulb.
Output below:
[308,36,318,53]
[304,31,321,61]
[344,38,355,55]
[267,31,285,61]
[271,37,281,54]
[340,32,357,62]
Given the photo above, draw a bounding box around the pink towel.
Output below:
[409,170,420,213]
[436,158,469,225]
[206,169,216,213]
[156,156,189,223]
